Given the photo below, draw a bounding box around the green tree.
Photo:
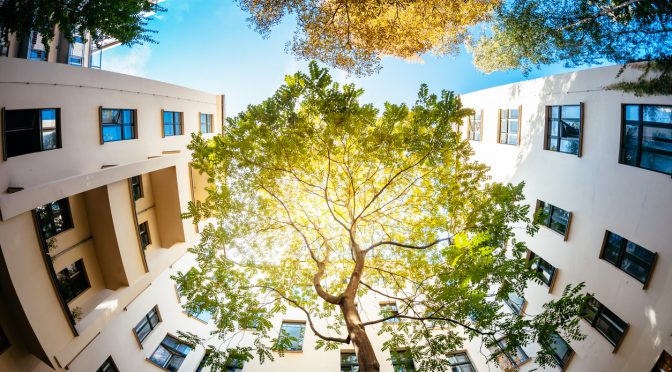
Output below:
[0,0,164,54]
[470,0,672,95]
[235,0,499,76]
[176,62,589,371]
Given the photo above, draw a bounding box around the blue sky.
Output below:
[103,0,601,116]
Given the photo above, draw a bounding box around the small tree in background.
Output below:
[175,62,589,371]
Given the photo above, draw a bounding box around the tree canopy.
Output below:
[176,61,589,371]
[0,0,164,53]
[470,0,672,95]
[234,0,499,76]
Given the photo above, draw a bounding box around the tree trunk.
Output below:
[341,299,380,372]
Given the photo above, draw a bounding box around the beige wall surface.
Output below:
[0,58,218,371]
[461,64,672,372]
[0,57,220,199]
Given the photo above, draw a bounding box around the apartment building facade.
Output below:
[460,64,672,372]
[0,54,671,371]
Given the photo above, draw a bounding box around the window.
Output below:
[391,349,415,372]
[490,338,529,369]
[28,31,47,61]
[134,306,161,343]
[503,292,525,315]
[652,350,672,372]
[620,104,672,175]
[447,352,475,372]
[100,108,136,143]
[225,358,244,372]
[56,259,90,303]
[175,284,214,323]
[163,111,183,137]
[277,321,306,351]
[600,231,656,285]
[528,251,557,288]
[200,113,213,133]
[380,302,400,322]
[131,176,144,201]
[0,325,9,354]
[3,108,60,158]
[536,201,572,239]
[341,352,359,372]
[97,357,119,372]
[549,333,573,370]
[68,36,85,66]
[546,104,582,156]
[138,221,151,250]
[582,297,628,348]
[468,110,482,141]
[0,38,8,57]
[35,198,73,240]
[498,108,520,145]
[148,335,192,371]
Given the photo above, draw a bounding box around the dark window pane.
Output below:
[621,105,672,175]
[57,259,90,303]
[149,345,171,366]
[550,207,569,235]
[550,333,572,368]
[5,108,61,157]
[97,357,119,372]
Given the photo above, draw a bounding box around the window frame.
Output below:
[549,333,574,371]
[535,200,573,240]
[599,230,657,288]
[619,103,672,176]
[446,351,476,371]
[99,107,137,144]
[497,106,522,146]
[56,258,90,303]
[503,292,526,315]
[581,297,629,351]
[379,301,401,323]
[277,321,306,352]
[35,198,74,241]
[340,351,359,372]
[467,110,483,141]
[652,350,672,372]
[491,338,529,369]
[147,334,193,371]
[527,250,558,292]
[131,175,144,201]
[199,113,214,134]
[544,103,584,156]
[390,349,416,372]
[133,305,162,346]
[162,110,184,137]
[138,221,151,250]
[2,107,62,160]
[97,356,119,372]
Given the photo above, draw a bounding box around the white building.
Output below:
[0,54,670,372]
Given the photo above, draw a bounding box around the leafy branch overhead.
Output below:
[235,0,499,76]
[0,0,164,53]
[177,62,590,371]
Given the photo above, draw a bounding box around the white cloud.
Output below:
[102,45,152,77]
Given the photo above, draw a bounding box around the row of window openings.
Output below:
[25,31,87,66]
[535,200,656,285]
[93,344,672,372]
[35,196,655,363]
[468,104,672,176]
[2,108,215,159]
